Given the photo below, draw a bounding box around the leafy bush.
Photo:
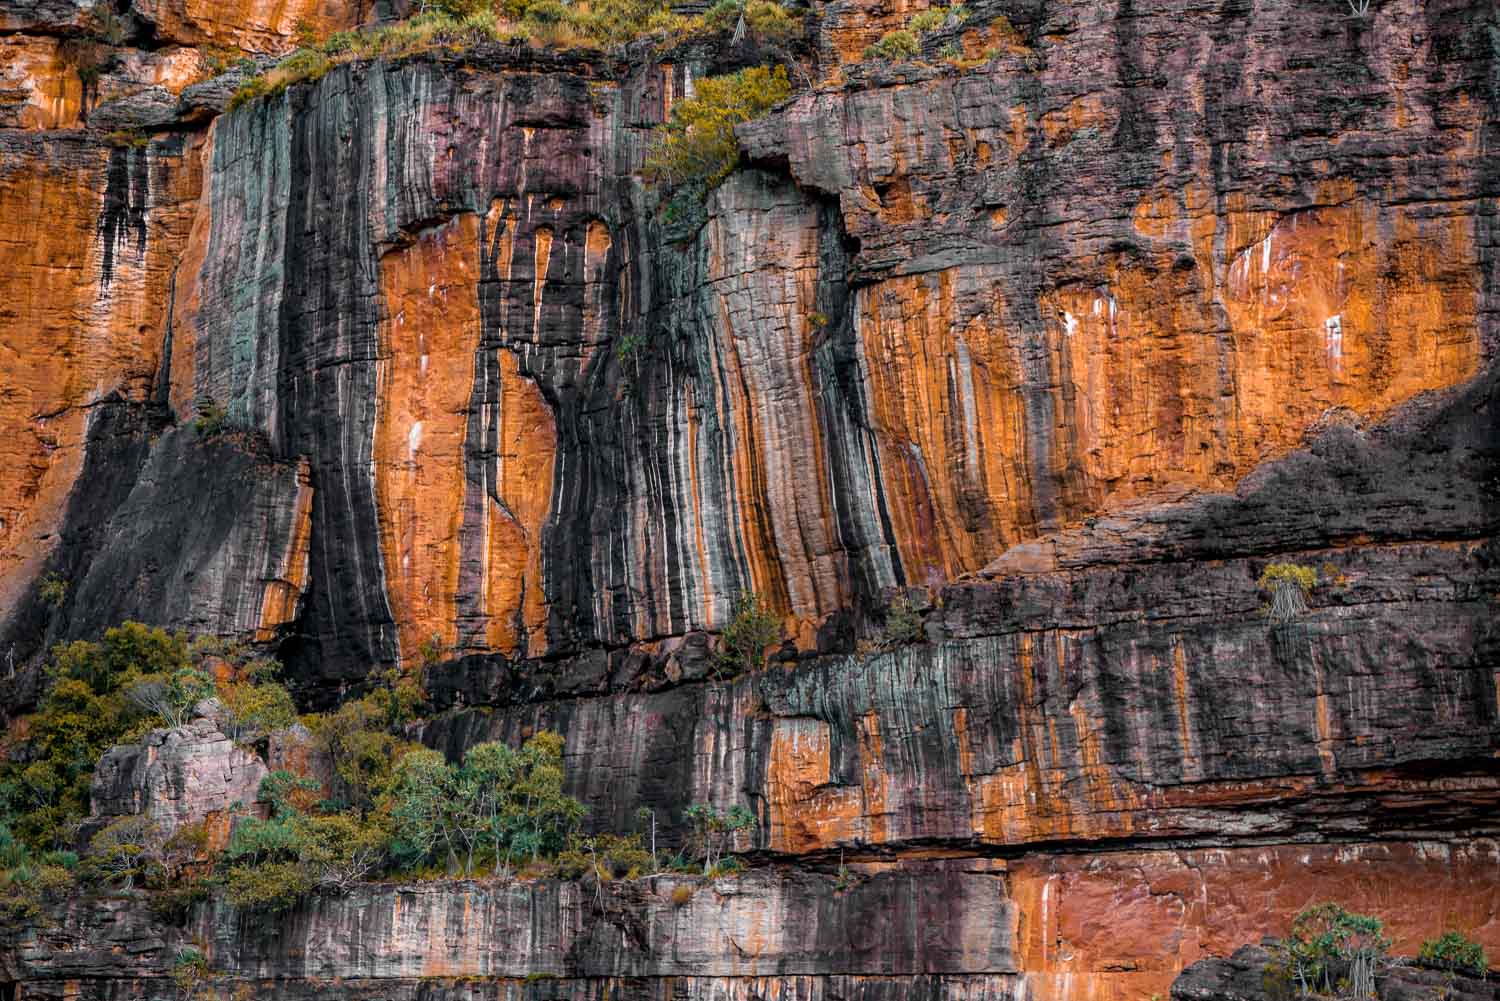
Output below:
[0,623,191,851]
[644,64,792,195]
[880,596,924,648]
[231,0,703,112]
[171,947,212,996]
[0,861,76,925]
[126,667,216,729]
[1418,931,1488,977]
[308,672,424,814]
[221,771,390,911]
[715,592,782,675]
[389,732,585,876]
[1265,903,1390,999]
[217,675,297,745]
[864,28,919,61]
[39,573,68,608]
[555,832,652,880]
[192,399,229,437]
[909,8,945,32]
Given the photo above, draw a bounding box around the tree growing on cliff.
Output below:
[716,593,782,675]
[388,732,585,877]
[0,623,193,851]
[126,667,216,729]
[221,771,390,911]
[1257,563,1317,624]
[644,64,792,195]
[682,803,754,875]
[1264,902,1390,999]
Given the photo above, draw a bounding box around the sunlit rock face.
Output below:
[0,0,1496,997]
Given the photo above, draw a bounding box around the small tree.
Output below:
[682,803,754,874]
[644,64,792,194]
[879,596,924,649]
[218,677,296,744]
[1257,563,1317,624]
[717,593,781,675]
[1268,902,1390,998]
[126,667,215,728]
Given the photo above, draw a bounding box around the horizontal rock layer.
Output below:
[3,841,1495,1000]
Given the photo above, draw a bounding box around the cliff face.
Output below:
[0,0,1497,997]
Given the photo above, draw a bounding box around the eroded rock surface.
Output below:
[0,0,1495,997]
[89,717,268,844]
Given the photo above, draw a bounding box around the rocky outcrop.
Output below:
[89,717,268,845]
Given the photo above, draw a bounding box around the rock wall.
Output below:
[0,0,1496,998]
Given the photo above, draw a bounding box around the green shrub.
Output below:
[908,8,945,32]
[1266,903,1390,999]
[555,832,652,880]
[864,28,919,61]
[125,666,216,728]
[0,623,191,851]
[221,772,391,911]
[879,596,923,649]
[1418,931,1488,977]
[192,399,229,436]
[644,64,792,195]
[39,573,68,608]
[218,676,297,744]
[389,732,585,876]
[743,0,803,43]
[715,592,782,674]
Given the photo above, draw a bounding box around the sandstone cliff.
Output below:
[0,0,1496,997]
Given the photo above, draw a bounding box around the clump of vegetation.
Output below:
[103,130,150,149]
[864,28,919,61]
[39,573,68,609]
[220,771,390,910]
[0,623,189,850]
[682,803,754,875]
[700,0,804,44]
[0,624,297,854]
[1263,903,1390,999]
[171,947,212,997]
[0,615,759,924]
[879,596,924,649]
[644,64,792,199]
[192,399,229,437]
[1418,931,1488,977]
[908,4,967,33]
[230,0,798,114]
[1258,562,1317,623]
[389,732,586,877]
[86,816,207,892]
[0,841,78,925]
[216,662,298,746]
[555,831,652,881]
[126,666,216,729]
[714,591,782,675]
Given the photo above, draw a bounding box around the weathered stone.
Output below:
[89,717,268,844]
[0,0,1496,997]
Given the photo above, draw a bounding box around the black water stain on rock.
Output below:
[98,144,148,287]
